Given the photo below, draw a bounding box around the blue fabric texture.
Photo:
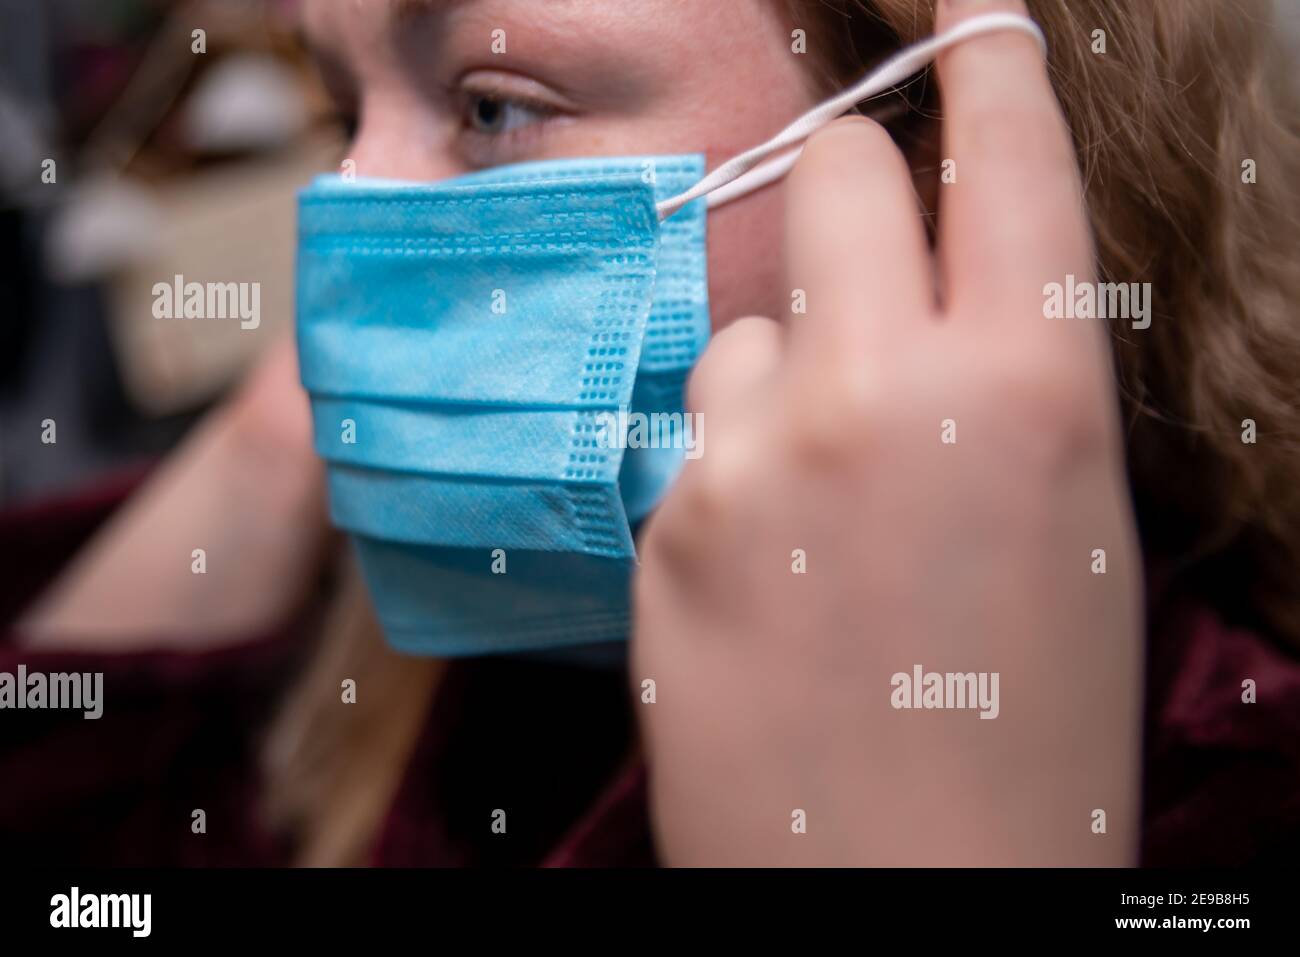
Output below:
[296,155,709,655]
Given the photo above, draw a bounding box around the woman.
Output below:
[5,0,1298,866]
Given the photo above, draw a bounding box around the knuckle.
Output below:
[644,455,746,561]
[987,354,1114,467]
[678,467,735,529]
[788,369,882,464]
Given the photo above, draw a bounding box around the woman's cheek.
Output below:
[705,182,790,332]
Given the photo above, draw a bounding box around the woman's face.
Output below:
[300,0,823,330]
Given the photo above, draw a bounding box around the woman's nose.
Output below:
[345,93,464,183]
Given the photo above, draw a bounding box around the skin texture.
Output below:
[22,0,1143,864]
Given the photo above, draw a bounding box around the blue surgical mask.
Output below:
[298,155,708,655]
[294,12,1046,657]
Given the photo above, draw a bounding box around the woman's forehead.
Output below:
[298,0,778,63]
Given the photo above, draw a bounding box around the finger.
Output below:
[782,116,934,376]
[933,0,1091,319]
[685,315,782,415]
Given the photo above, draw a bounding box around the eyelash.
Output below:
[461,92,553,136]
[324,88,561,167]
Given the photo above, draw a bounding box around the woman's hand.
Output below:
[20,334,332,650]
[632,0,1143,866]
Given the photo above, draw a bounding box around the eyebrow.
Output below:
[295,0,474,82]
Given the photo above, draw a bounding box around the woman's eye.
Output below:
[465,94,548,135]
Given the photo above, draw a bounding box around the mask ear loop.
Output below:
[655,11,1048,221]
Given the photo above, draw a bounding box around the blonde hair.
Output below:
[261,557,442,866]
[264,0,1300,865]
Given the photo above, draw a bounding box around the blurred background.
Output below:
[0,0,345,505]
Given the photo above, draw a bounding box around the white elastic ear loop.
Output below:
[655,11,1048,220]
